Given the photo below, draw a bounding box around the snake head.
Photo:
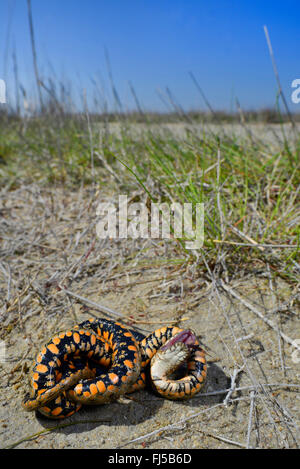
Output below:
[160,329,198,351]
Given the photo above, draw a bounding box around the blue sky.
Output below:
[0,0,299,112]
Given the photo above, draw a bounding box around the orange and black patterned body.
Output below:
[150,341,207,399]
[137,326,207,399]
[138,326,183,367]
[68,318,142,404]
[22,318,207,419]
[22,328,112,418]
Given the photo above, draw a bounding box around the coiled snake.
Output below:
[22,318,207,419]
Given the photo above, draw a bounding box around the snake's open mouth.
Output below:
[160,329,197,351]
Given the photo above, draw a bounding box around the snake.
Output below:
[22,318,207,419]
